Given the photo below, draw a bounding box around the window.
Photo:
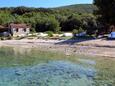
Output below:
[16,28,18,32]
[24,28,26,32]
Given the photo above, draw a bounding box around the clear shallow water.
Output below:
[0,47,115,86]
[0,61,95,86]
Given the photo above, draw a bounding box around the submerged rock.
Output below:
[15,70,24,76]
[0,61,96,86]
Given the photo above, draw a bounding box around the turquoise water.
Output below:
[0,47,115,86]
[0,61,95,86]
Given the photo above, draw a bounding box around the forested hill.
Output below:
[0,4,98,34]
[0,4,97,15]
[54,4,97,13]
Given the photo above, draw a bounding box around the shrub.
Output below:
[7,36,12,40]
[35,17,61,33]
[78,27,84,33]
[0,37,4,40]
[72,29,78,37]
[72,29,78,34]
[45,31,53,37]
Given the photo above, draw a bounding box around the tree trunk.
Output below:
[109,25,115,32]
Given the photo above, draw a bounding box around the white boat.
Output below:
[108,32,115,39]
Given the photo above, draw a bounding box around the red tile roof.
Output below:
[9,24,30,29]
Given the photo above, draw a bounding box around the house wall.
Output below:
[11,28,30,37]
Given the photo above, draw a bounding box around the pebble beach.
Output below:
[0,39,115,58]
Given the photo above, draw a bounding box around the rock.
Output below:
[15,70,24,76]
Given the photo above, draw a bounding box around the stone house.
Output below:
[9,23,30,37]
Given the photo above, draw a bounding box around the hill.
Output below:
[0,4,97,14]
[54,4,97,14]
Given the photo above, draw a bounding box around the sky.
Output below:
[0,0,93,8]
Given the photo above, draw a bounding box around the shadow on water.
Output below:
[0,61,96,86]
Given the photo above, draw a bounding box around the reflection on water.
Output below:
[0,47,115,86]
[13,47,32,56]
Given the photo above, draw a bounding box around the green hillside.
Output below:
[54,4,97,14]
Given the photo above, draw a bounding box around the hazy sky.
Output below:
[0,0,93,8]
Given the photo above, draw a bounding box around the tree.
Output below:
[82,14,97,35]
[35,17,60,33]
[61,14,82,31]
[94,0,115,33]
[0,11,14,25]
[12,6,31,15]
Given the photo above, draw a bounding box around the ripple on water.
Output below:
[0,61,96,86]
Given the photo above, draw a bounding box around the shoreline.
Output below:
[0,39,115,58]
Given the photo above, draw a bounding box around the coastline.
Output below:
[0,39,115,58]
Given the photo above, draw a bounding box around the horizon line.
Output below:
[0,3,93,8]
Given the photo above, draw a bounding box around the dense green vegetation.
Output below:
[94,0,115,33]
[0,4,98,36]
[54,4,97,14]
